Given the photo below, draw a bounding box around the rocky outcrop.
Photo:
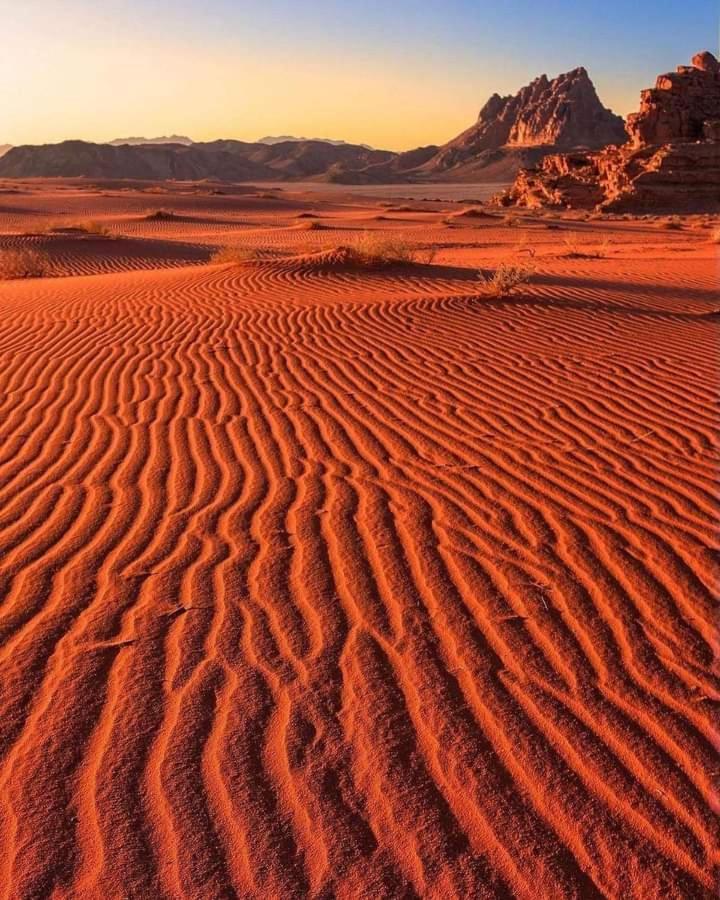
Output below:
[504,141,720,210]
[626,51,720,147]
[501,51,720,211]
[418,67,625,178]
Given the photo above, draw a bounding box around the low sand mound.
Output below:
[285,245,362,269]
[446,206,498,221]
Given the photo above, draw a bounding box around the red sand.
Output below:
[0,182,717,898]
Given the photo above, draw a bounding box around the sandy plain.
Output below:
[0,179,717,899]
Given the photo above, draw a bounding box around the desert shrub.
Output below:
[660,217,683,230]
[562,232,592,257]
[503,215,520,227]
[710,227,720,244]
[562,232,610,258]
[347,232,419,266]
[71,220,111,235]
[477,262,533,298]
[145,209,177,221]
[0,247,50,279]
[210,246,265,265]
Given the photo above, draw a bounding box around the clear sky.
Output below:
[2,0,716,150]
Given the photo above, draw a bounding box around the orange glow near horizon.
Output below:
[2,1,711,150]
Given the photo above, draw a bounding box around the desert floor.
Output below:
[0,180,717,899]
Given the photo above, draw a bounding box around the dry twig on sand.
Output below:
[477,262,534,298]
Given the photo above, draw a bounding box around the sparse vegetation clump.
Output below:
[562,232,610,258]
[45,219,113,236]
[346,232,416,266]
[660,216,683,230]
[145,209,178,221]
[477,262,534,298]
[212,232,434,270]
[210,246,266,265]
[0,247,51,280]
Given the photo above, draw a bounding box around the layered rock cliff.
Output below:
[626,51,720,146]
[501,51,720,210]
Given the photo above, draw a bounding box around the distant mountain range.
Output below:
[105,135,375,150]
[0,66,627,183]
[258,136,375,150]
[108,135,194,146]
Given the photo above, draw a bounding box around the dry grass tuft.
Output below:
[562,232,611,258]
[53,219,112,236]
[210,246,266,265]
[477,263,534,298]
[145,209,178,221]
[345,232,416,266]
[0,247,51,279]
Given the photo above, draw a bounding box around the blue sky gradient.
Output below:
[2,0,716,148]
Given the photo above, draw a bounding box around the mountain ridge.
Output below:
[0,65,626,183]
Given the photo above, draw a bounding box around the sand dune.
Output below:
[0,183,717,898]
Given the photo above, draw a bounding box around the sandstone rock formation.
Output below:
[626,51,720,147]
[501,51,720,210]
[419,67,626,178]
